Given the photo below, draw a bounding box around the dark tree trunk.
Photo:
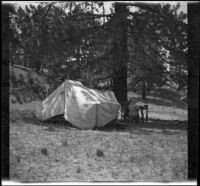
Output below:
[147,82,151,93]
[24,49,27,67]
[34,50,41,73]
[10,49,14,66]
[70,3,72,15]
[178,64,182,90]
[112,3,128,104]
[91,2,94,14]
[12,56,14,66]
[75,47,81,80]
[103,4,105,24]
[113,66,128,103]
[142,81,146,100]
[35,59,41,73]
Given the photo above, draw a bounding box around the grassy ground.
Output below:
[128,88,187,121]
[9,88,188,182]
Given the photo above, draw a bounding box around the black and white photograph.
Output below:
[1,1,199,185]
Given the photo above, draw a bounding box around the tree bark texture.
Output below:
[112,3,128,104]
[142,80,146,100]
[24,49,27,67]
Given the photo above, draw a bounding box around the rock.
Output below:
[96,149,104,157]
[41,148,48,156]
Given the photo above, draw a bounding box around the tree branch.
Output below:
[133,22,187,57]
[126,2,187,28]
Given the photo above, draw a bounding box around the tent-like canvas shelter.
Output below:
[36,80,120,129]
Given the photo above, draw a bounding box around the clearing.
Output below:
[9,89,188,182]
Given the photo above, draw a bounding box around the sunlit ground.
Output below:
[9,89,188,182]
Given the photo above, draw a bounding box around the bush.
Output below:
[10,71,47,104]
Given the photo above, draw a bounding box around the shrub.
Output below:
[10,70,47,104]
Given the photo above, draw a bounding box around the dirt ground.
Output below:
[9,106,188,182]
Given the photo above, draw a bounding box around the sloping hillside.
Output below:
[9,65,47,104]
[9,65,46,83]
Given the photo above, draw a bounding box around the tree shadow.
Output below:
[128,88,187,109]
[20,114,79,131]
[150,88,180,100]
[147,88,187,109]
[128,96,187,109]
[15,111,187,136]
[146,97,186,109]
[97,119,187,135]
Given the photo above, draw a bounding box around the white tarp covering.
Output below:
[36,80,120,129]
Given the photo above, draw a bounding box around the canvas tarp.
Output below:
[36,80,120,129]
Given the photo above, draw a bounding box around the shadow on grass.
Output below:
[129,88,187,109]
[147,88,187,109]
[129,96,187,109]
[16,114,78,131]
[97,119,187,135]
[150,88,180,100]
[14,111,187,136]
[146,97,187,109]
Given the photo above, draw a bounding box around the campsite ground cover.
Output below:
[9,119,188,182]
[9,89,188,182]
